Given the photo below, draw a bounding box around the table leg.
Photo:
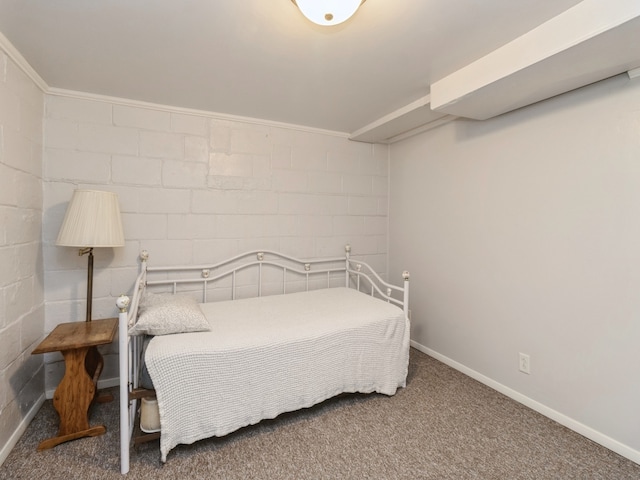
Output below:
[37,346,108,451]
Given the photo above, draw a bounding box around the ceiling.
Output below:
[1,0,633,140]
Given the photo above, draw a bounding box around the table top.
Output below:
[32,318,118,354]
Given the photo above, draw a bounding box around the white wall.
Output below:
[42,94,390,392]
[0,50,45,461]
[389,73,640,461]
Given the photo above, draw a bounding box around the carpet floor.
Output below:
[1,348,638,479]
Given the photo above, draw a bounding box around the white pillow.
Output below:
[129,293,210,336]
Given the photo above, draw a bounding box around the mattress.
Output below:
[144,287,410,461]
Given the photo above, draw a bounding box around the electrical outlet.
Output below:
[519,352,531,374]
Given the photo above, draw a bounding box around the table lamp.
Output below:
[56,189,125,322]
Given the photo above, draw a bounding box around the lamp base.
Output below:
[79,247,94,322]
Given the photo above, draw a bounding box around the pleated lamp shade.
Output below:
[56,190,125,247]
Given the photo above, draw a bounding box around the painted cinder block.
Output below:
[113,105,170,131]
[139,131,184,159]
[46,95,112,125]
[77,123,138,155]
[171,113,208,136]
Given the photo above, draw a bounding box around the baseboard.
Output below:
[0,394,45,467]
[410,340,640,466]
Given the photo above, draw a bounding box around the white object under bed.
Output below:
[145,287,410,461]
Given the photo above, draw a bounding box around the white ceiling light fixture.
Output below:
[291,0,366,26]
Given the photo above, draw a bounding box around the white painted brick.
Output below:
[333,216,365,235]
[2,128,32,171]
[0,322,20,371]
[349,196,379,216]
[252,155,271,179]
[377,234,388,255]
[113,105,170,130]
[112,155,162,186]
[45,300,85,327]
[210,121,231,152]
[162,159,208,188]
[295,215,333,237]
[139,131,183,159]
[109,243,141,269]
[15,243,40,281]
[291,147,327,171]
[236,237,281,256]
[136,187,191,213]
[193,239,239,264]
[20,98,44,144]
[267,126,295,146]
[5,279,35,326]
[278,193,348,215]
[5,57,40,106]
[308,171,342,194]
[278,236,315,259]
[185,136,209,163]
[44,270,84,302]
[214,214,250,238]
[41,182,76,243]
[122,213,167,240]
[230,126,271,155]
[246,214,297,238]
[16,171,42,210]
[192,189,278,214]
[168,214,217,240]
[45,148,111,183]
[272,169,307,193]
[0,85,20,129]
[271,144,291,169]
[372,175,388,196]
[4,208,39,245]
[209,152,253,177]
[317,235,378,257]
[20,305,43,351]
[327,150,360,174]
[289,129,330,150]
[44,118,78,150]
[46,95,112,124]
[137,240,193,266]
[0,247,17,287]
[0,51,6,82]
[0,288,6,330]
[171,113,208,136]
[207,175,245,190]
[78,123,138,155]
[378,197,389,216]
[0,164,18,207]
[342,174,372,195]
[364,216,387,235]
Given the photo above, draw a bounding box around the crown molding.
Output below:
[0,30,48,92]
[47,87,350,139]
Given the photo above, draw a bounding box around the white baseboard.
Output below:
[410,340,640,466]
[0,394,45,467]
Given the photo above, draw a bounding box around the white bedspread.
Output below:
[144,287,410,461]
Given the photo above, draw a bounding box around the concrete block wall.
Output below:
[42,94,390,392]
[0,50,45,460]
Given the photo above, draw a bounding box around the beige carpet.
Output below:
[1,349,638,479]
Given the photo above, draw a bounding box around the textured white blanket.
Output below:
[145,287,410,461]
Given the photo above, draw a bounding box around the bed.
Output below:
[117,245,410,474]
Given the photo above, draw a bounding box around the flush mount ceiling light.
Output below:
[291,0,366,26]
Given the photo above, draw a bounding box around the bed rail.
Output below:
[117,245,409,474]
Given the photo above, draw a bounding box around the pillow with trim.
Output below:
[129,293,210,336]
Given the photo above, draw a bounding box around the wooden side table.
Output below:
[32,317,118,450]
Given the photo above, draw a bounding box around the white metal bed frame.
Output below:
[116,245,409,474]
